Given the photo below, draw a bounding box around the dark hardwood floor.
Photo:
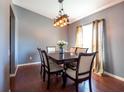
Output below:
[10,64,124,92]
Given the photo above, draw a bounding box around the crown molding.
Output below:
[70,0,124,24]
[12,0,124,24]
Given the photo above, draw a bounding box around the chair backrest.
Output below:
[46,46,56,53]
[69,47,77,53]
[37,48,43,63]
[76,52,97,78]
[76,47,88,54]
[37,49,50,71]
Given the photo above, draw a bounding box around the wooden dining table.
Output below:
[48,51,79,65]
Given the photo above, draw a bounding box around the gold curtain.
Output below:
[75,26,83,47]
[92,19,105,76]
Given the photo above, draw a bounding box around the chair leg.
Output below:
[40,65,42,75]
[47,74,50,89]
[56,72,58,77]
[43,68,46,82]
[75,81,78,92]
[89,78,92,92]
[62,73,67,88]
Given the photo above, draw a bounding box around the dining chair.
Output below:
[63,52,97,92]
[39,50,63,89]
[37,48,44,76]
[76,47,88,54]
[46,46,58,65]
[37,48,55,78]
[67,47,89,70]
[69,47,77,53]
[46,46,56,53]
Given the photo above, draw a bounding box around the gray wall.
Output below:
[68,2,124,78]
[12,5,68,65]
[0,0,11,91]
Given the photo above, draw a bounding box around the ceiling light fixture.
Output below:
[53,0,69,27]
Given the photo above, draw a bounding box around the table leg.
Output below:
[62,63,67,88]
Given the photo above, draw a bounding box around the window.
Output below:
[75,26,83,47]
[82,24,93,52]
[75,24,93,52]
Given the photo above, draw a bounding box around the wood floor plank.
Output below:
[10,64,124,92]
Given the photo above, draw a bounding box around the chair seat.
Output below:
[49,59,54,64]
[67,62,77,70]
[66,68,89,79]
[45,60,63,73]
[41,60,53,66]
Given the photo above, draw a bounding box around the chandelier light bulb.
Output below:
[60,24,64,27]
[63,23,66,26]
[59,20,63,23]
[56,22,59,26]
[53,23,57,27]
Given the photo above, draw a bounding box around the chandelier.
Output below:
[53,0,69,27]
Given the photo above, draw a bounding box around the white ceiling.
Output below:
[12,0,124,23]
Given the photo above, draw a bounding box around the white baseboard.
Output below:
[10,62,41,77]
[17,61,41,67]
[104,71,124,81]
[10,66,19,77]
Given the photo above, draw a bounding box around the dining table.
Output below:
[48,51,79,65]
